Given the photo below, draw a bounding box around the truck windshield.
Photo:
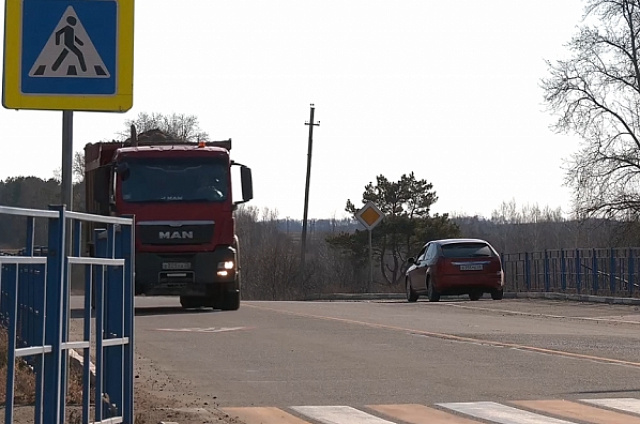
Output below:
[119,157,229,203]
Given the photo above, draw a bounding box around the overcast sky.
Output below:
[0,0,586,220]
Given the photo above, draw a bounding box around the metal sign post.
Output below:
[61,111,73,211]
[3,0,135,199]
[355,202,384,292]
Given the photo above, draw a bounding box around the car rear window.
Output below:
[441,243,495,258]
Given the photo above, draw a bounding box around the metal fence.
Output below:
[0,205,135,424]
[502,248,640,297]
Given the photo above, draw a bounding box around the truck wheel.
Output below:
[180,296,200,309]
[220,291,240,311]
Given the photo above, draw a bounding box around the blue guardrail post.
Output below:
[560,249,566,291]
[592,248,599,294]
[42,205,66,424]
[629,249,635,297]
[610,248,616,295]
[544,250,550,292]
[525,252,530,291]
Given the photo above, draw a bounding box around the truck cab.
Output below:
[85,129,253,310]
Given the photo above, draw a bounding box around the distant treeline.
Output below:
[3,176,640,299]
[0,176,85,248]
[0,176,638,253]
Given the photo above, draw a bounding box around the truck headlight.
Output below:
[217,260,234,276]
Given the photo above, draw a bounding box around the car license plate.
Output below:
[460,264,483,271]
[162,262,191,270]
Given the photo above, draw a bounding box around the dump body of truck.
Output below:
[85,131,253,310]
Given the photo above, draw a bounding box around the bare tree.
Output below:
[543,0,640,219]
[120,112,210,142]
[53,151,86,183]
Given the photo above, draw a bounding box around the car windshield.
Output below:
[120,157,228,203]
[441,242,495,258]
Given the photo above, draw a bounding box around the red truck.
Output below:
[84,127,253,310]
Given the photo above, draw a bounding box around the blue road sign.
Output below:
[3,0,134,111]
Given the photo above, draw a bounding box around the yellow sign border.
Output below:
[2,0,134,111]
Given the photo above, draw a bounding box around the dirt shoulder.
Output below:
[132,348,244,424]
[1,321,244,424]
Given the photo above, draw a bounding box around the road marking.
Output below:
[369,404,482,423]
[437,401,577,423]
[291,405,396,424]
[512,399,640,424]
[153,326,248,333]
[223,406,311,424]
[245,303,640,369]
[446,303,640,325]
[581,397,640,414]
[223,399,640,423]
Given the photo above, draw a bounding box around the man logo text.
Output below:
[159,231,194,240]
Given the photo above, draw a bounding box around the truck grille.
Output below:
[137,220,214,245]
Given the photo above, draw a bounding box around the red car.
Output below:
[405,238,504,302]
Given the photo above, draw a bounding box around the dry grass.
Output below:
[0,327,37,406]
[0,327,152,424]
[0,326,86,406]
[0,326,235,424]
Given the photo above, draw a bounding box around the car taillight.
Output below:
[437,258,452,273]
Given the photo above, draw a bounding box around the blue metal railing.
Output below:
[0,205,135,424]
[502,247,640,297]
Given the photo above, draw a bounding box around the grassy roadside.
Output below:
[0,327,37,406]
[0,327,88,423]
[0,327,208,424]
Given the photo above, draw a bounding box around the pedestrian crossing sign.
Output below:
[29,6,111,79]
[2,0,134,111]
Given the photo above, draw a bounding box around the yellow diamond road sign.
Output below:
[355,202,384,230]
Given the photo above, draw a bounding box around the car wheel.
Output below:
[491,288,504,300]
[427,278,440,302]
[406,279,418,303]
[469,291,482,301]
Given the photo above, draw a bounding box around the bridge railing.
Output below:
[0,205,134,424]
[502,248,640,297]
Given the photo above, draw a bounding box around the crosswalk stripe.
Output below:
[291,405,396,424]
[438,401,578,424]
[222,398,640,424]
[581,397,640,415]
[512,399,640,424]
[222,406,311,424]
[368,404,483,423]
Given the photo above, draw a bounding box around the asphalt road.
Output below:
[125,296,640,413]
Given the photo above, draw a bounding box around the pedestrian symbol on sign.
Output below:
[53,16,86,73]
[28,6,110,78]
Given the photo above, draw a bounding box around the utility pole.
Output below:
[301,104,320,279]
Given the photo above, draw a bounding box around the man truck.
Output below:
[84,127,253,310]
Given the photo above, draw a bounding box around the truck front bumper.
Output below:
[135,247,238,297]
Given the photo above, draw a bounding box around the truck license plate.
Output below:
[460,264,483,271]
[162,262,191,270]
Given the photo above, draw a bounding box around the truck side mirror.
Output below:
[240,166,253,202]
[115,162,130,181]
